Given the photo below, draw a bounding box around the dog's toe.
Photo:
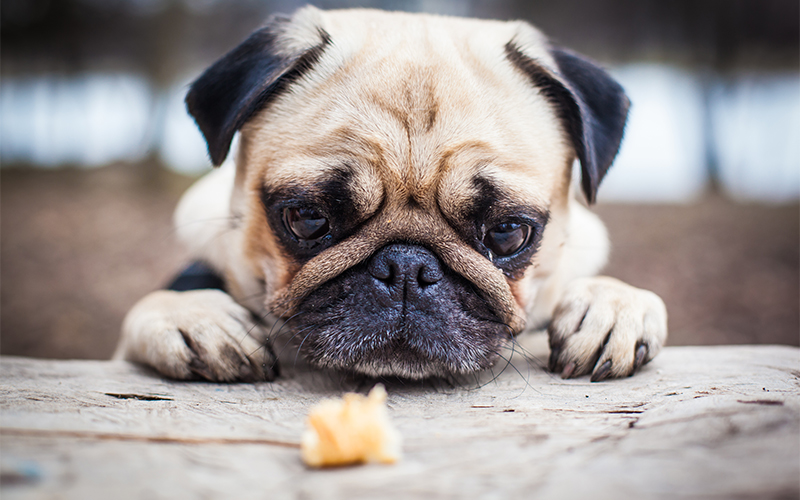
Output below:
[177,321,271,382]
[548,277,667,381]
[117,290,278,382]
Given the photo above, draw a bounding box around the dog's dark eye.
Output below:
[483,223,531,257]
[283,207,330,241]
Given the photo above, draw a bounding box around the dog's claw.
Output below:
[591,360,613,382]
[547,277,667,383]
[633,343,648,372]
[549,346,561,372]
[560,361,576,379]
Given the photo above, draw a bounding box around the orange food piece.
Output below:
[301,385,401,467]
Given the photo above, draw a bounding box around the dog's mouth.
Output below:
[286,243,514,379]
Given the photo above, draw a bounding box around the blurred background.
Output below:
[1,0,798,360]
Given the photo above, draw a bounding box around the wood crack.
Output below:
[0,427,300,448]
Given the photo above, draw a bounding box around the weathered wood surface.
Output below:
[1,337,798,500]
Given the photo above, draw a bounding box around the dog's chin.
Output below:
[301,328,511,379]
[336,354,493,380]
[298,325,510,380]
[287,253,513,380]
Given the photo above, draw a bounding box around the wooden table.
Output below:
[1,335,798,499]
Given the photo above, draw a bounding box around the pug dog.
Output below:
[114,6,667,383]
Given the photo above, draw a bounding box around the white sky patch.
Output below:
[709,73,800,203]
[599,64,708,203]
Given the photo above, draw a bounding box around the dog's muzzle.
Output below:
[290,243,512,379]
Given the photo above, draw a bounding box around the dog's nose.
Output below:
[367,244,443,298]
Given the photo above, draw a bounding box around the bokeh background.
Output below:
[1,0,798,360]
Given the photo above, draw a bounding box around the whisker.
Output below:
[267,310,303,342]
[481,318,553,376]
[236,312,270,347]
[470,348,511,390]
[263,312,305,370]
[503,341,538,397]
[293,325,321,368]
[271,324,316,365]
[502,336,547,370]
[246,343,264,358]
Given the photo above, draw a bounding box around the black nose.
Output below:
[368,244,443,299]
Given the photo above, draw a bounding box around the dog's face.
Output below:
[185,7,628,378]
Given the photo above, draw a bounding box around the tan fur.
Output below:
[115,7,667,382]
[237,9,569,325]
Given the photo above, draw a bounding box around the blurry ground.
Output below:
[1,163,192,359]
[595,199,798,346]
[1,163,798,360]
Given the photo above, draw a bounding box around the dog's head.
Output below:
[185,7,628,378]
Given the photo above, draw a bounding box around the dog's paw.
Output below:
[115,290,278,382]
[548,277,667,382]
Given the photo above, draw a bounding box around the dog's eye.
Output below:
[283,207,330,241]
[483,223,531,257]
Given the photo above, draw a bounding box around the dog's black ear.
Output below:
[186,15,331,166]
[550,48,629,204]
[506,43,629,204]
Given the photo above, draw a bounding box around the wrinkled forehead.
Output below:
[240,10,571,210]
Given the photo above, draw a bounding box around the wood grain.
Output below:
[1,336,798,499]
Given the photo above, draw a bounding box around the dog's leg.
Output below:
[112,161,278,382]
[113,287,278,382]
